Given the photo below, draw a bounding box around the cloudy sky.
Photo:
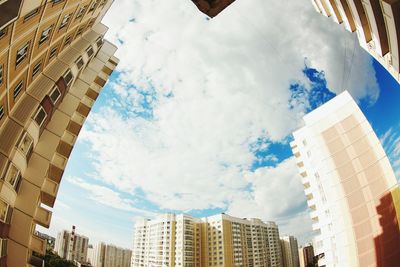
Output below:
[39,0,400,248]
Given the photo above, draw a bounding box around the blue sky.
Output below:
[40,0,400,249]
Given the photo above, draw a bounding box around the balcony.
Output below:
[34,206,52,228]
[12,132,34,175]
[29,234,46,255]
[29,255,44,267]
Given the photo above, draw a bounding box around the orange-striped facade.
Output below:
[0,0,118,266]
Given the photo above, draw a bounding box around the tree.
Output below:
[35,249,75,267]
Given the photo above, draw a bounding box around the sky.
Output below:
[39,0,400,249]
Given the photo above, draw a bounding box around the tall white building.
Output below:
[132,213,283,267]
[291,91,400,266]
[55,229,89,263]
[280,236,300,267]
[90,242,132,267]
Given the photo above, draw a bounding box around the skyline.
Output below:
[40,0,400,250]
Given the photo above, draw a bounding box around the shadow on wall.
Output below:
[374,187,400,267]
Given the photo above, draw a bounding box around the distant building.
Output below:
[291,91,400,266]
[299,245,314,267]
[90,242,131,267]
[310,0,399,83]
[55,229,89,263]
[35,231,56,250]
[132,213,283,267]
[280,236,300,267]
[190,0,236,17]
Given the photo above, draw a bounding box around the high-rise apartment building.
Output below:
[55,229,89,263]
[311,0,400,83]
[0,0,118,266]
[90,242,132,267]
[190,0,236,17]
[298,245,314,267]
[291,90,400,266]
[132,213,283,267]
[280,236,300,267]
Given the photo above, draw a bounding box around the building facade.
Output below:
[90,242,132,267]
[298,245,314,267]
[55,229,89,263]
[280,236,300,267]
[311,0,399,83]
[0,0,118,266]
[132,213,283,267]
[190,0,236,17]
[291,91,400,266]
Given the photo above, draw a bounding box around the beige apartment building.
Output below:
[0,0,118,266]
[55,229,89,263]
[90,242,132,267]
[132,213,283,267]
[280,236,300,267]
[291,91,400,266]
[311,0,400,83]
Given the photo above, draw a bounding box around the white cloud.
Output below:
[66,176,156,216]
[73,0,380,243]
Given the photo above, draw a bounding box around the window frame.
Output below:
[52,0,64,6]
[38,25,53,46]
[17,132,34,158]
[75,56,84,70]
[33,106,47,127]
[32,61,42,78]
[49,46,58,60]
[23,8,40,22]
[0,239,6,258]
[0,200,9,223]
[63,69,73,86]
[13,80,24,100]
[75,6,86,20]
[59,13,71,30]
[49,86,61,105]
[16,42,30,66]
[0,28,7,40]
[86,46,94,58]
[4,163,21,191]
[0,64,3,85]
[0,106,4,121]
[64,35,72,46]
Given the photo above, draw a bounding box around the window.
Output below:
[16,42,29,66]
[32,62,42,77]
[76,26,84,36]
[18,132,34,158]
[52,0,64,5]
[23,8,40,22]
[0,200,8,222]
[59,14,70,29]
[86,46,94,57]
[64,70,73,86]
[64,35,72,46]
[89,0,98,12]
[5,163,21,191]
[49,46,58,59]
[75,56,84,69]
[49,87,61,104]
[96,37,103,48]
[76,6,86,19]
[0,64,3,85]
[0,28,7,39]
[0,239,6,258]
[13,80,24,100]
[39,26,53,45]
[0,106,4,121]
[33,106,47,127]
